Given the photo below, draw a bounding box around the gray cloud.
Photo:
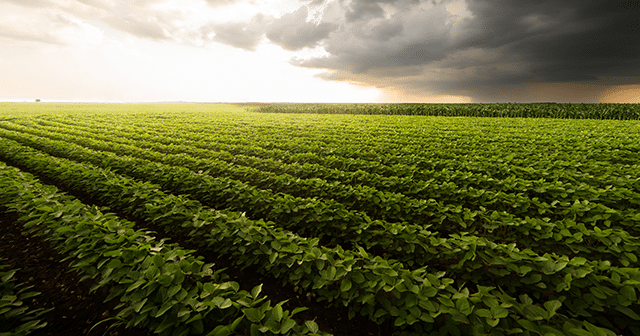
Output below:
[344,1,385,22]
[459,1,640,81]
[265,6,334,51]
[204,14,269,51]
[286,0,640,101]
[200,3,335,52]
[290,1,456,73]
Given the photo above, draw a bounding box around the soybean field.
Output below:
[1,103,640,336]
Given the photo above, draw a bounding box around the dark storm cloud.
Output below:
[285,0,640,101]
[459,0,640,80]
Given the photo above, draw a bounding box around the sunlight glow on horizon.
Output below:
[0,31,384,103]
[598,85,640,104]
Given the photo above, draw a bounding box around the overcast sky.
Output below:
[1,0,639,103]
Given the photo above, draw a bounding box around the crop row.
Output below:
[11,116,640,229]
[1,123,639,270]
[0,136,615,295]
[1,127,636,290]
[3,105,640,336]
[17,116,640,189]
[0,259,47,336]
[23,119,640,228]
[0,162,325,336]
[1,137,639,335]
[0,143,482,334]
[7,118,639,217]
[247,103,640,119]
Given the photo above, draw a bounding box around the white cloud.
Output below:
[0,2,104,47]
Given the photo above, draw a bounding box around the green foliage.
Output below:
[0,104,639,335]
[248,103,640,120]
[1,139,638,335]
[0,260,48,336]
[0,164,326,336]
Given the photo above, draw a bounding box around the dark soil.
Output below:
[0,158,391,336]
[0,210,153,336]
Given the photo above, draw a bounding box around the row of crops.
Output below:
[1,259,48,335]
[0,103,639,335]
[247,103,640,120]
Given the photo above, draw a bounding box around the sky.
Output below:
[1,0,639,103]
